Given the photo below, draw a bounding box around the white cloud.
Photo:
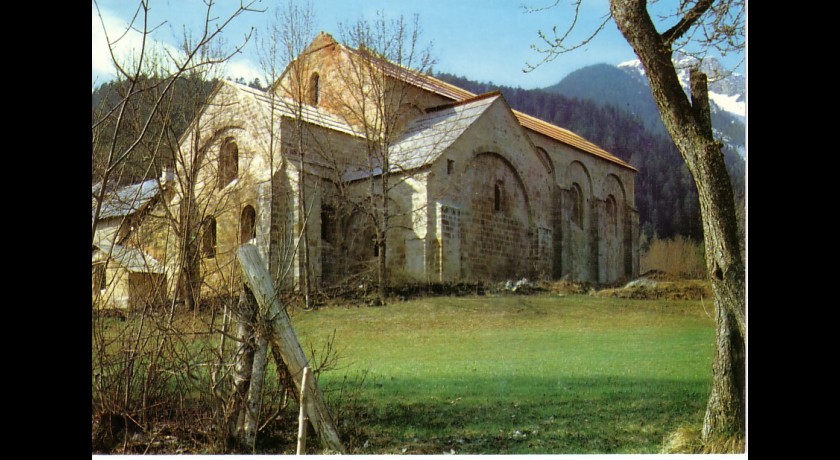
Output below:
[91,4,184,86]
[222,59,265,84]
[92,6,134,83]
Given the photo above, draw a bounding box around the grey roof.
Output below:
[342,94,498,182]
[230,81,361,137]
[93,179,160,221]
[94,243,165,274]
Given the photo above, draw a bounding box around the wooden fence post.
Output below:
[297,366,311,455]
[237,244,345,453]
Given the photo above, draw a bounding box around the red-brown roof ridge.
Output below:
[330,35,636,172]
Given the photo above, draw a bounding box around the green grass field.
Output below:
[290,293,715,454]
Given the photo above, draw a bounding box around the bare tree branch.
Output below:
[661,0,714,47]
[525,0,611,72]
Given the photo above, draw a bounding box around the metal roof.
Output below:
[94,179,160,221]
[391,93,498,169]
[342,93,498,182]
[94,243,165,274]
[229,81,362,138]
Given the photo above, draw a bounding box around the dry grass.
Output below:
[641,236,706,279]
[661,425,745,454]
[661,426,703,453]
[596,279,712,301]
[702,435,746,454]
[540,279,592,295]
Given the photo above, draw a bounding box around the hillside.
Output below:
[548,58,745,158]
[436,72,744,241]
[91,77,218,187]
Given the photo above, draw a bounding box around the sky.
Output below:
[92,0,746,91]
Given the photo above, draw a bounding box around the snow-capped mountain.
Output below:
[618,52,746,123]
[617,53,745,158]
[543,53,746,159]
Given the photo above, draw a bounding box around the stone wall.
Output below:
[529,130,640,284]
[142,38,641,296]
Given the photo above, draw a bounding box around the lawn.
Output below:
[289,293,715,454]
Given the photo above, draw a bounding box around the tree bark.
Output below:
[243,328,270,451]
[609,0,745,448]
[298,133,312,309]
[177,194,201,312]
[229,286,257,447]
[703,299,745,449]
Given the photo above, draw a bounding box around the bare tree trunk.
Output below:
[377,157,389,303]
[610,0,745,448]
[229,286,257,446]
[243,328,270,451]
[688,71,745,447]
[178,195,201,312]
[299,143,312,308]
[702,299,745,449]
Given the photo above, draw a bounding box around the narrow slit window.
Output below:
[309,73,320,106]
[203,216,217,258]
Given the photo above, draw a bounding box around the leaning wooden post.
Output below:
[296,366,311,455]
[237,244,345,453]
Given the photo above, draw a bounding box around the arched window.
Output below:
[535,146,552,174]
[570,183,583,227]
[309,73,320,106]
[219,138,239,189]
[202,216,217,258]
[240,205,256,245]
[494,182,503,212]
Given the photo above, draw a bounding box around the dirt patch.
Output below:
[596,275,712,300]
[638,269,679,281]
[538,279,594,295]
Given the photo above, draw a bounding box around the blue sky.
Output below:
[92,0,746,90]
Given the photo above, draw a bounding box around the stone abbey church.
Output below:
[93,32,639,309]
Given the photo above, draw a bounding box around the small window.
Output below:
[447,159,454,175]
[203,216,217,258]
[309,73,320,106]
[373,239,380,258]
[219,138,239,189]
[240,205,256,244]
[494,182,502,212]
